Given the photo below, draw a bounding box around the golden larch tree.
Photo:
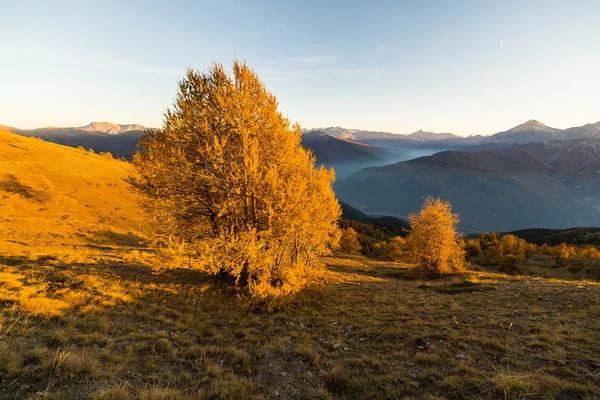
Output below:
[131,61,341,299]
[339,227,362,254]
[406,196,466,277]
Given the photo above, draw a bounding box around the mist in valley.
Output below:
[329,146,448,181]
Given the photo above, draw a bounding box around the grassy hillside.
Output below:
[0,130,146,257]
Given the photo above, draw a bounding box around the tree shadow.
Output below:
[0,255,33,266]
[0,251,237,298]
[87,229,147,247]
[417,281,497,294]
[322,253,417,281]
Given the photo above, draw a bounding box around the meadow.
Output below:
[2,250,600,399]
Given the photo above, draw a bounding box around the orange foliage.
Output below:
[405,197,466,277]
[131,61,341,299]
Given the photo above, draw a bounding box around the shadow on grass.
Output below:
[88,229,147,247]
[0,255,32,266]
[417,281,496,294]
[0,251,246,304]
[322,253,416,281]
[0,174,51,203]
[0,249,380,317]
[383,269,421,281]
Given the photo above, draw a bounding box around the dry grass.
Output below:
[471,254,600,281]
[1,251,599,399]
[0,129,147,258]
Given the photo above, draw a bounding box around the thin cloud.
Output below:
[260,68,315,81]
[330,67,385,76]
[1,44,182,77]
[80,55,181,76]
[287,55,336,65]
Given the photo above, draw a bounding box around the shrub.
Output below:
[339,228,361,254]
[464,239,482,257]
[405,197,466,277]
[385,236,406,260]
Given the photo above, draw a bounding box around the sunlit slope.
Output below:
[0,130,145,255]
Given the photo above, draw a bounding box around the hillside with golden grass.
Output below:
[0,129,146,257]
[1,130,600,399]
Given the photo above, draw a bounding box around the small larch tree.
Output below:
[498,234,526,274]
[406,196,466,277]
[339,227,361,254]
[131,61,341,299]
[553,243,571,265]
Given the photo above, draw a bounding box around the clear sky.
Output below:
[2,0,599,135]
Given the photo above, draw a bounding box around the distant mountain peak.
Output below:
[338,130,357,141]
[80,122,145,135]
[506,119,558,133]
[408,130,460,141]
[483,119,563,145]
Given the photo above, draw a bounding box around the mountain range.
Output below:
[308,119,600,148]
[306,126,480,147]
[1,122,146,159]
[481,119,600,145]
[1,122,146,137]
[5,118,600,232]
[336,137,600,232]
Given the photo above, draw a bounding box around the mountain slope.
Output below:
[483,120,561,145]
[336,138,600,232]
[482,119,600,145]
[37,130,144,159]
[301,131,385,164]
[340,201,409,236]
[0,130,145,255]
[561,121,600,140]
[0,124,18,132]
[5,123,145,159]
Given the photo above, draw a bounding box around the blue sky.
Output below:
[1,0,599,135]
